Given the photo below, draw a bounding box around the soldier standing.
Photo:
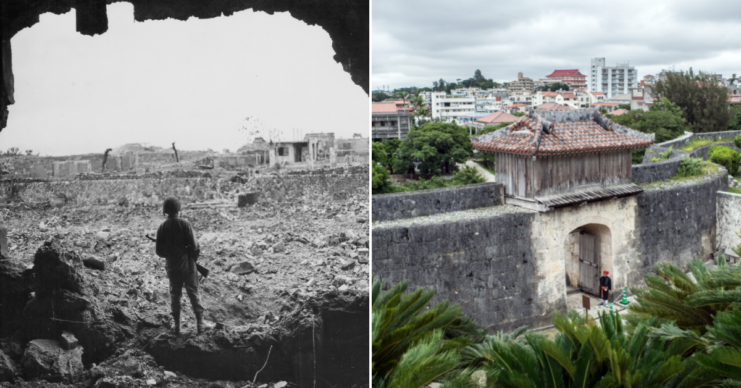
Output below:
[155,197,205,334]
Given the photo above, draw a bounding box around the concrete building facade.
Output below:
[372,103,411,140]
[431,93,476,123]
[590,58,638,98]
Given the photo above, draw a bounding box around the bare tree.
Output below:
[172,143,179,163]
[25,150,33,156]
[102,148,113,171]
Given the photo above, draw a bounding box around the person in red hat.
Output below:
[599,270,612,305]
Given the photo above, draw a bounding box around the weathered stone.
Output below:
[332,276,354,287]
[21,339,84,383]
[0,253,32,336]
[0,227,7,256]
[83,255,106,271]
[231,261,256,275]
[339,259,355,270]
[0,349,17,383]
[60,331,79,350]
[33,239,86,295]
[272,241,285,253]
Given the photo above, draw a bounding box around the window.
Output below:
[278,147,289,156]
[380,121,386,127]
[390,121,396,126]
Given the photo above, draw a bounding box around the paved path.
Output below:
[463,159,496,182]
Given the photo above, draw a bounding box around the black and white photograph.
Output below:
[0,1,369,387]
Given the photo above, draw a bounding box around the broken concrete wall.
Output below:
[52,160,91,178]
[717,191,741,256]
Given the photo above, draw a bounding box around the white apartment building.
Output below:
[590,58,638,98]
[420,91,446,107]
[431,94,476,122]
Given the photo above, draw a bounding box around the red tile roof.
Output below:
[590,92,605,96]
[372,103,400,113]
[560,91,577,99]
[511,104,527,107]
[610,109,629,116]
[593,103,619,106]
[472,109,653,156]
[546,69,586,78]
[541,92,558,97]
[476,111,520,124]
[537,103,572,111]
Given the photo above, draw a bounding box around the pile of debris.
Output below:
[0,180,369,387]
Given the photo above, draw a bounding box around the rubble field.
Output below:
[0,165,369,388]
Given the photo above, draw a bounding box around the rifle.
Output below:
[145,235,210,280]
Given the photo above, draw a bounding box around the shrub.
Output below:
[709,145,740,175]
[372,163,393,194]
[676,157,705,178]
[450,166,485,186]
[407,176,447,191]
[735,134,741,149]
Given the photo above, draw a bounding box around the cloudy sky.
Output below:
[2,3,367,156]
[373,0,741,91]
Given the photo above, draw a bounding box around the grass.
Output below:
[730,187,741,195]
[638,160,720,190]
[678,137,735,152]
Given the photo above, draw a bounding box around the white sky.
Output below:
[373,0,741,90]
[2,3,368,156]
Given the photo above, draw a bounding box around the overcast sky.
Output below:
[2,3,367,156]
[373,0,741,91]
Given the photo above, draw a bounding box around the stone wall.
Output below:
[372,209,547,332]
[689,141,741,160]
[717,191,741,254]
[631,171,727,285]
[656,130,741,149]
[371,183,503,222]
[373,170,727,332]
[631,158,685,184]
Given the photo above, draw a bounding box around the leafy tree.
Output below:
[432,81,439,91]
[618,103,631,111]
[473,69,485,83]
[730,105,741,130]
[549,82,569,92]
[512,112,525,117]
[372,164,393,194]
[610,100,689,164]
[372,278,483,388]
[653,69,731,132]
[479,121,513,135]
[372,142,389,166]
[393,122,473,175]
[373,93,389,102]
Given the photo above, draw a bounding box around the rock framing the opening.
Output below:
[0,0,370,132]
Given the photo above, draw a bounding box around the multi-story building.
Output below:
[507,72,536,97]
[431,93,476,123]
[543,69,587,92]
[372,102,411,140]
[590,58,638,98]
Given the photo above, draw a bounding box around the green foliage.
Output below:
[735,134,741,149]
[618,103,631,111]
[451,166,485,186]
[372,277,484,388]
[650,146,673,162]
[709,145,740,175]
[731,106,741,130]
[632,148,646,165]
[678,137,735,152]
[549,82,570,92]
[512,112,525,117]
[373,142,389,166]
[373,93,389,102]
[479,122,513,135]
[675,157,706,178]
[626,257,741,335]
[372,164,393,194]
[393,122,473,175]
[407,176,448,191]
[654,70,731,132]
[611,103,688,144]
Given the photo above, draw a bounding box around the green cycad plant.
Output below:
[447,310,685,388]
[626,256,741,334]
[372,277,484,388]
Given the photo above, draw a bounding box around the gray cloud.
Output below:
[373,0,741,89]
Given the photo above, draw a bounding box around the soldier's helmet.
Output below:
[163,197,181,216]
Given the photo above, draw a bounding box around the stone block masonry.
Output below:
[373,206,549,332]
[372,183,504,222]
[717,191,741,255]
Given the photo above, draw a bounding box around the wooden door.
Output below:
[578,233,599,295]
